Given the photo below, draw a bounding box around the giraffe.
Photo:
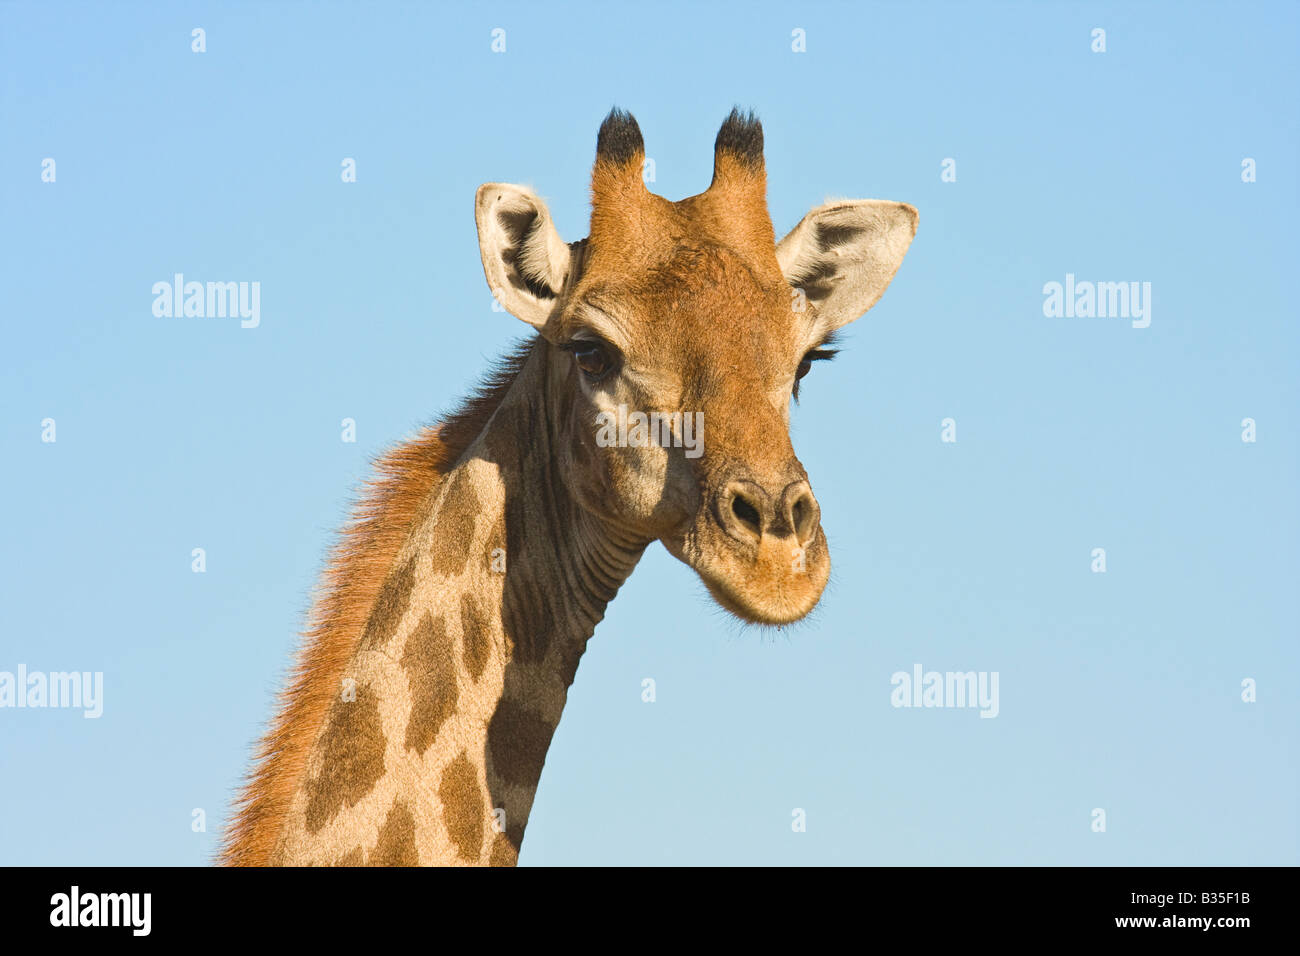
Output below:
[220,109,917,866]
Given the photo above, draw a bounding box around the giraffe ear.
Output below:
[776,200,917,337]
[475,183,573,328]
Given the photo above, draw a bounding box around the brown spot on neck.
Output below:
[335,845,364,867]
[303,685,386,834]
[459,592,492,681]
[427,469,480,578]
[488,832,519,867]
[401,613,458,755]
[487,698,556,788]
[439,752,485,862]
[369,799,418,866]
[359,555,416,650]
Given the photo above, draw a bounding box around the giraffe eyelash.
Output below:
[792,338,840,402]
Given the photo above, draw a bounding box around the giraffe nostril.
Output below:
[731,493,762,533]
[783,482,819,545]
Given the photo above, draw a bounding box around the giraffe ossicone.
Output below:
[222,108,917,866]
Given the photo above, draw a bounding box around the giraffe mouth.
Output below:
[700,575,821,626]
[664,525,831,626]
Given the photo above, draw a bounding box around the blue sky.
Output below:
[1,0,1296,865]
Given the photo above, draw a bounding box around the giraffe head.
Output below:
[475,109,916,625]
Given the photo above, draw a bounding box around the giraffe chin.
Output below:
[671,530,832,626]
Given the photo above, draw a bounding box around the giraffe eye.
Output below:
[792,344,839,401]
[563,339,618,382]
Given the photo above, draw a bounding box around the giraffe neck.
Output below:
[272,342,646,865]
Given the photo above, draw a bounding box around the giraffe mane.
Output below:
[218,338,537,866]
